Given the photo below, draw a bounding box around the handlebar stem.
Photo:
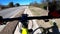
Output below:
[20,14,28,28]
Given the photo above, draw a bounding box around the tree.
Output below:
[8,2,14,7]
[29,1,39,7]
[15,3,20,7]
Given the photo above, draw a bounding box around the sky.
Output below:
[0,0,42,5]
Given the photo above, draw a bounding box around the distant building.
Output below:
[0,5,9,10]
[0,5,2,10]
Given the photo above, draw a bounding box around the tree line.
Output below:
[0,2,20,10]
[29,0,60,10]
[8,2,20,7]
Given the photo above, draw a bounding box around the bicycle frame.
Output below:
[21,27,28,34]
[0,14,60,34]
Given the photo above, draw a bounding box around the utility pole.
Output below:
[46,0,49,11]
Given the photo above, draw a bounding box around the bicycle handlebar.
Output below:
[0,15,60,22]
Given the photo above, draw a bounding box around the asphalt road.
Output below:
[0,6,26,18]
[0,6,27,32]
